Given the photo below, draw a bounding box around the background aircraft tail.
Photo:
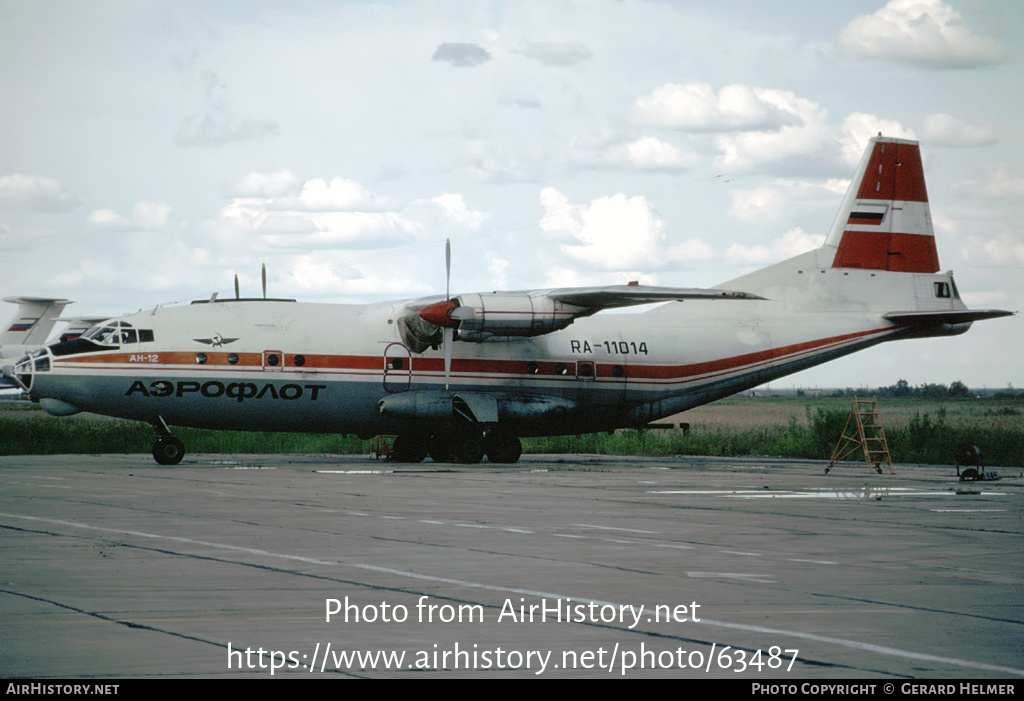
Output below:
[1,297,72,347]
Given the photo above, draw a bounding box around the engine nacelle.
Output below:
[439,292,587,342]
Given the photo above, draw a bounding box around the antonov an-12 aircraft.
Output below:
[2,137,1012,464]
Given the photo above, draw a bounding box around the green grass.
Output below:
[0,415,372,456]
[523,408,1023,467]
[2,398,1021,467]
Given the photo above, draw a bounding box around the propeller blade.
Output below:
[444,239,453,389]
[234,274,240,300]
[445,238,451,301]
[444,327,453,390]
[261,264,267,299]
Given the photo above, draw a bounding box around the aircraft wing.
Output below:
[545,284,764,311]
[409,284,764,345]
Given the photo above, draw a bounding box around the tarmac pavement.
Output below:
[1,452,1021,679]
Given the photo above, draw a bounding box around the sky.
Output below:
[1,0,1021,390]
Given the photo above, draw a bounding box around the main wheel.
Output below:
[455,435,485,464]
[485,431,522,464]
[390,435,426,463]
[152,436,185,465]
[428,434,455,463]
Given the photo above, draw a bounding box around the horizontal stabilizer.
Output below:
[885,309,1014,326]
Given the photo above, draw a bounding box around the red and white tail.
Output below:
[826,136,939,273]
[720,135,1011,330]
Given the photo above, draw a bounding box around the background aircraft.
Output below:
[3,137,1011,464]
[1,297,71,355]
[1,298,104,391]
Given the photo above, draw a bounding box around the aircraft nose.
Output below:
[2,355,33,392]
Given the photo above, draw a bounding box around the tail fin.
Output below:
[1,297,73,346]
[719,135,1012,330]
[825,136,939,273]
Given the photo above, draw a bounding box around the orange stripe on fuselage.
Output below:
[51,327,892,386]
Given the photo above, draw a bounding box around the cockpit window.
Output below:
[82,321,154,346]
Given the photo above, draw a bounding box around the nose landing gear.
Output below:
[153,435,185,465]
[151,417,185,465]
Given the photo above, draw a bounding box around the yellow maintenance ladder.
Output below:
[826,396,894,474]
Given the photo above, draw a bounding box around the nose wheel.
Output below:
[152,435,185,465]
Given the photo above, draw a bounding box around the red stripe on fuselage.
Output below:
[51,327,893,387]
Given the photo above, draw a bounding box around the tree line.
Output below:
[803,380,1022,399]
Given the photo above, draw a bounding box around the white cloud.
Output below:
[632,83,802,133]
[730,186,783,223]
[539,264,660,289]
[724,227,825,265]
[282,252,434,297]
[713,91,831,171]
[955,163,1024,199]
[838,0,1011,69]
[838,113,917,165]
[215,175,483,255]
[728,181,841,223]
[217,201,414,250]
[613,137,699,171]
[484,251,510,289]
[88,202,173,232]
[0,174,81,212]
[463,141,535,182]
[540,186,711,271]
[544,188,667,269]
[235,169,300,198]
[286,178,395,212]
[133,202,172,230]
[921,113,996,147]
[89,209,133,230]
[958,232,1024,268]
[416,193,486,229]
[566,131,698,171]
[538,187,579,240]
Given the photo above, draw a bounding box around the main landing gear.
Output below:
[390,429,522,465]
[151,418,185,465]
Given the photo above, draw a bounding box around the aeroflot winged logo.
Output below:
[193,333,239,347]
